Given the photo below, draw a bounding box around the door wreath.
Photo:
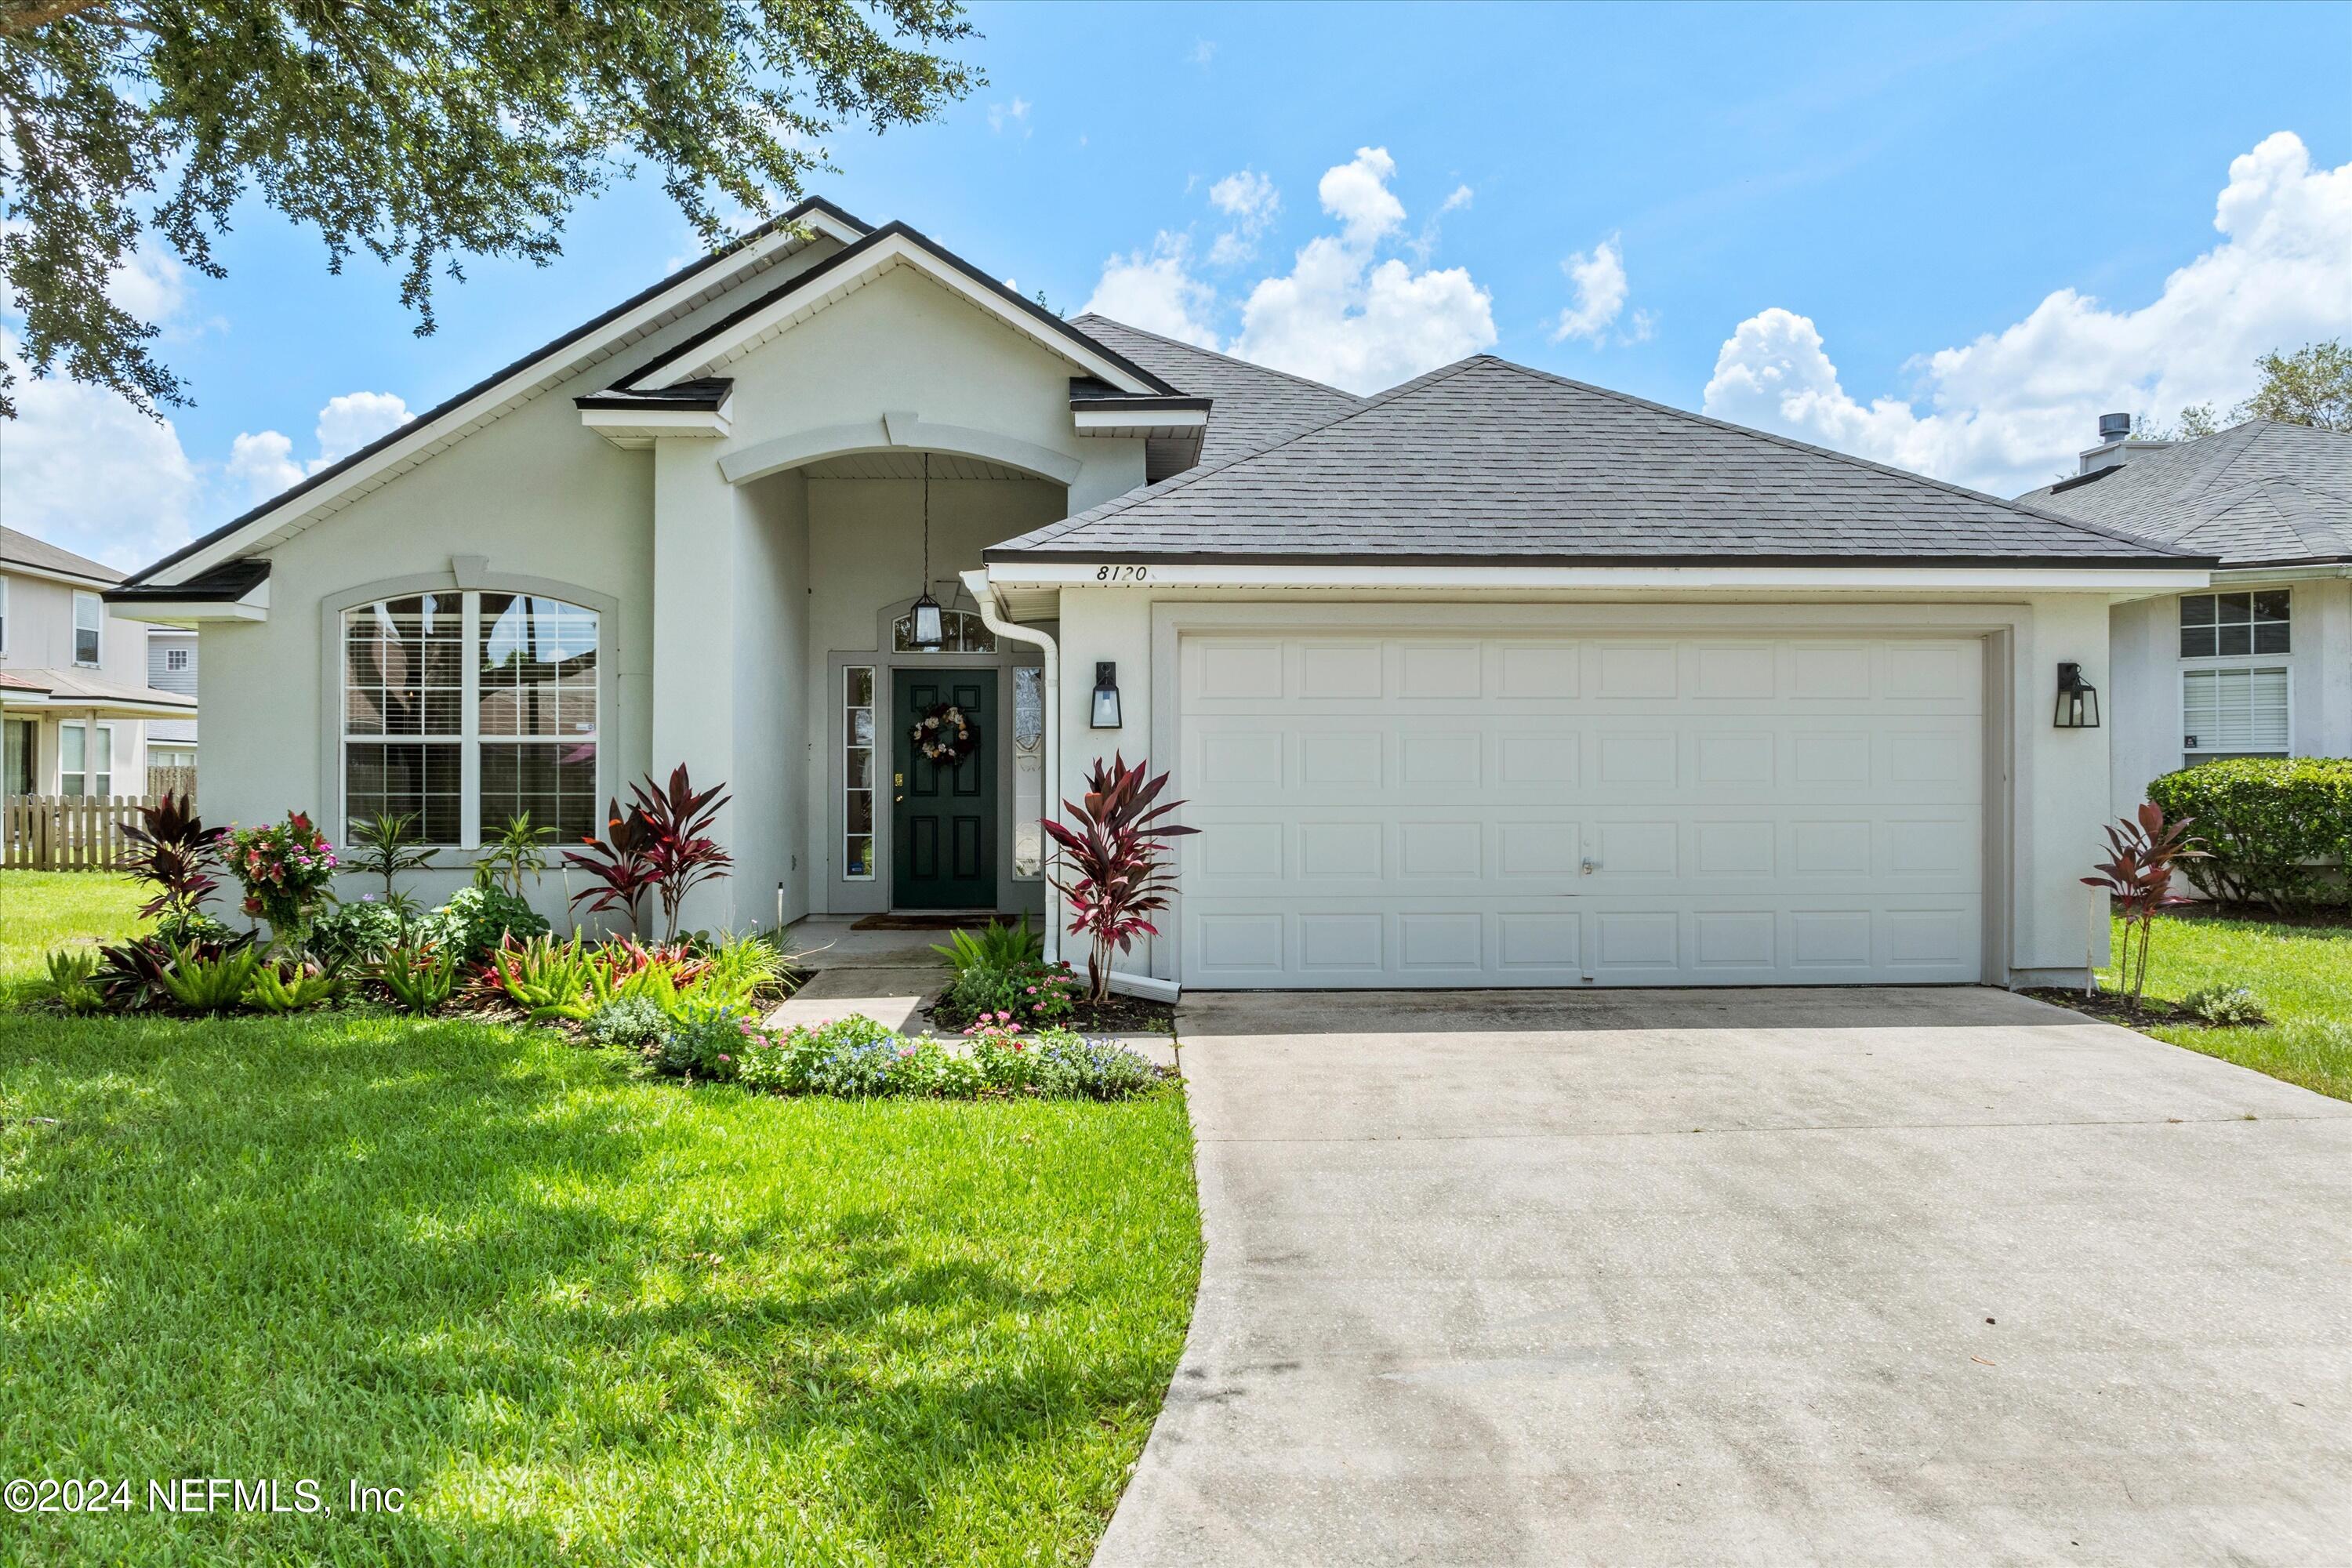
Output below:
[911,702,981,766]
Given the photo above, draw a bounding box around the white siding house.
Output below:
[0,528,196,798]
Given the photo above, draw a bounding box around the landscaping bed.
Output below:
[0,871,1202,1565]
[2064,907,2352,1103]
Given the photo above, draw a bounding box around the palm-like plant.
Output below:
[346,811,437,933]
[1040,754,1198,1005]
[475,811,554,898]
[633,765,732,942]
[119,790,227,924]
[564,797,659,935]
[2082,803,2207,1011]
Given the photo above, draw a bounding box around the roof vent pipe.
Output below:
[2097,412,2132,444]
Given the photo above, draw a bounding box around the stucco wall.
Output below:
[192,238,1142,931]
[2107,579,2352,818]
[1042,585,2119,989]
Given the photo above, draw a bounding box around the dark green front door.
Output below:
[892,668,996,909]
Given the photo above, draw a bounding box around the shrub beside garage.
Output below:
[2148,757,2352,913]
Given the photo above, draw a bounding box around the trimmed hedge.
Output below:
[2147,757,2352,912]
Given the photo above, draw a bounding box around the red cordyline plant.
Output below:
[1041,753,1199,1005]
[564,796,659,934]
[2082,802,2206,1012]
[564,765,735,942]
[119,790,227,924]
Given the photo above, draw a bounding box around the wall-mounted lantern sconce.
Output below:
[2054,662,2100,729]
[1090,662,1123,729]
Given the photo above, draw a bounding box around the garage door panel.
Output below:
[1178,633,1983,988]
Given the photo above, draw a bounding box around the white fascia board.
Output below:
[982,561,2216,593]
[2211,563,2352,585]
[2,561,123,592]
[1072,407,1209,437]
[636,232,1163,395]
[4,694,198,718]
[107,581,270,626]
[140,227,833,589]
[579,402,733,447]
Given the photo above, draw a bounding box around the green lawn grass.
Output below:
[0,873,1201,1565]
[2100,911,2352,1102]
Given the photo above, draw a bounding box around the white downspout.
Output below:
[963,569,1062,967]
[965,568,1180,1006]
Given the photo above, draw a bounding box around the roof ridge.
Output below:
[617,223,1184,397]
[1479,358,2208,561]
[990,354,1491,552]
[1071,314,1365,404]
[122,194,872,587]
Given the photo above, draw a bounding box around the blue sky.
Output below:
[5,0,2348,569]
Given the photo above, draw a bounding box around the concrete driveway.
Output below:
[1096,988,2352,1567]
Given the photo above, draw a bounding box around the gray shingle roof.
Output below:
[1,528,122,583]
[989,356,2202,567]
[1069,314,1362,467]
[2017,420,2352,568]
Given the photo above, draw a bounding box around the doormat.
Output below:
[851,913,1017,931]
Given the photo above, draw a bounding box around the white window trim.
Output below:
[72,590,102,668]
[2179,662,2292,764]
[844,664,877,880]
[2177,588,2291,662]
[0,576,10,656]
[324,577,614,851]
[59,720,115,797]
[165,647,190,671]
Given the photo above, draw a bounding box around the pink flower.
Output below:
[717,1053,731,1063]
[1025,985,1038,995]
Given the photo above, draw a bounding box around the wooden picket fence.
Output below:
[146,765,198,805]
[3,794,154,871]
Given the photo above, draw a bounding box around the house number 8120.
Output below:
[1094,564,1149,583]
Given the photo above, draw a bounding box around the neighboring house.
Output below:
[2020,416,2352,820]
[109,198,2209,990]
[144,626,200,771]
[0,528,197,799]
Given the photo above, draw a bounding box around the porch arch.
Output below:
[717,416,1084,488]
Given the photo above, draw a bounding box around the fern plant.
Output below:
[931,915,1041,975]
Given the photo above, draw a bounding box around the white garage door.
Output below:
[1176,633,1984,988]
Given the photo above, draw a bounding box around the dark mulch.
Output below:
[2024,988,2211,1029]
[927,992,1177,1037]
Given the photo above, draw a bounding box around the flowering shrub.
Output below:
[227,812,339,944]
[964,1018,1044,1093]
[937,960,1082,1028]
[1031,1033,1163,1101]
[648,996,769,1081]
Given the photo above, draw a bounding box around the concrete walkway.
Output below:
[1096,987,2352,1567]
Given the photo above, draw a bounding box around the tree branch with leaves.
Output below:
[0,0,980,418]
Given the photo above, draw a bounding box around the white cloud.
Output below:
[0,330,197,571]
[1552,235,1630,345]
[1316,147,1408,248]
[1230,147,1495,393]
[225,430,303,503]
[311,390,410,466]
[987,97,1032,136]
[226,390,412,506]
[1702,131,2352,496]
[1080,232,1219,348]
[1207,169,1279,266]
[1083,147,1494,394]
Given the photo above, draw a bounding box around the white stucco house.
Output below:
[110,198,2212,989]
[2021,415,2352,820]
